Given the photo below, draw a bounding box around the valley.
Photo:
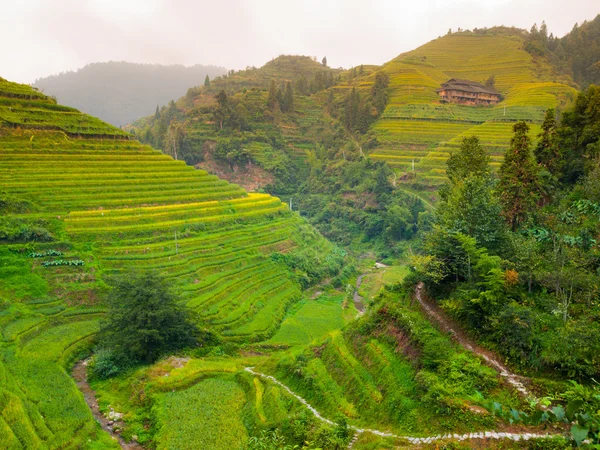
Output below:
[2,13,600,450]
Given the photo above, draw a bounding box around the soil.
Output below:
[72,360,144,450]
[195,145,275,192]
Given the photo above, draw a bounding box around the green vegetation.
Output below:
[92,272,202,376]
[3,18,599,449]
[525,15,600,87]
[411,91,600,387]
[0,79,343,448]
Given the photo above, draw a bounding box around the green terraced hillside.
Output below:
[366,29,578,186]
[0,78,341,448]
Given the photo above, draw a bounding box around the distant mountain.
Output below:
[33,61,227,126]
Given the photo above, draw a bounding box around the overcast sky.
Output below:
[1,0,597,84]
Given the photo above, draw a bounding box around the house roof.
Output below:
[436,78,500,96]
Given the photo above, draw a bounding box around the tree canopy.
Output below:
[94,272,203,377]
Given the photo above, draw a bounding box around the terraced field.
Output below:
[0,80,340,448]
[368,30,577,185]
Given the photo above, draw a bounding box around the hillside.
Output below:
[132,31,577,193]
[364,28,577,187]
[33,62,227,127]
[0,77,342,448]
[125,30,577,255]
[0,76,570,450]
[525,14,600,88]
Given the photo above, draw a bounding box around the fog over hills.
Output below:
[33,61,227,126]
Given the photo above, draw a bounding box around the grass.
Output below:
[154,377,248,450]
[266,293,347,346]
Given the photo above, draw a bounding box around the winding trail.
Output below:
[73,360,144,450]
[244,367,556,447]
[414,283,535,400]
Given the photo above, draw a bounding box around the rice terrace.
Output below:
[1,2,600,449]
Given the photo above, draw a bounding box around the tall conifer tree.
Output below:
[498,122,540,231]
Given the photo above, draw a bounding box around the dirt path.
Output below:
[414,283,535,400]
[245,367,556,448]
[72,360,144,450]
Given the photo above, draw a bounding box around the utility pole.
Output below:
[412,159,415,172]
[289,197,292,211]
[174,231,178,255]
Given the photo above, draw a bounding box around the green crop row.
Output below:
[41,259,84,267]
[27,250,64,258]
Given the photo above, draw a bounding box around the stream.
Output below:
[353,274,366,313]
[73,360,144,450]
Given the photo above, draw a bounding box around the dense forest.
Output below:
[525,14,600,87]
[33,61,227,126]
[412,85,600,378]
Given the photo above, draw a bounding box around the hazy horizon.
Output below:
[1,0,598,84]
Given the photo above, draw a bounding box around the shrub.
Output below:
[90,349,131,380]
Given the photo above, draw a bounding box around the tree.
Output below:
[295,76,309,95]
[213,90,229,130]
[204,74,210,87]
[95,272,201,370]
[282,82,294,113]
[371,71,389,114]
[437,176,505,250]
[534,108,560,175]
[498,122,540,231]
[322,56,328,67]
[267,79,278,110]
[165,120,185,160]
[326,89,334,113]
[445,136,491,184]
[154,105,160,120]
[484,74,496,90]
[343,88,360,130]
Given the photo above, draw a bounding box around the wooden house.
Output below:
[436,79,501,106]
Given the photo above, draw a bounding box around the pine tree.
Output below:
[534,108,559,174]
[295,76,308,95]
[371,71,389,114]
[446,136,491,184]
[343,88,360,130]
[498,122,540,231]
[326,89,334,113]
[204,75,210,87]
[154,105,160,120]
[267,79,278,110]
[322,56,327,67]
[282,82,294,113]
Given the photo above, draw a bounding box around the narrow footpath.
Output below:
[73,360,144,450]
[414,282,535,400]
[244,367,556,447]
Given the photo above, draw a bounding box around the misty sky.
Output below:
[1,0,598,84]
